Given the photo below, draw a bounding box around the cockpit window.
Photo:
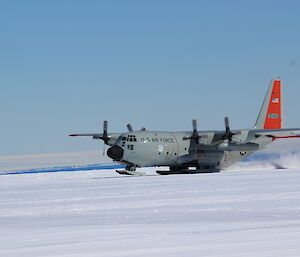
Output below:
[126,134,137,142]
[122,137,126,141]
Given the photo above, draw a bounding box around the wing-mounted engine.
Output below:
[69,120,120,146]
[216,117,259,151]
[182,117,260,152]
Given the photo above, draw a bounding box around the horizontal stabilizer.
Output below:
[252,128,300,139]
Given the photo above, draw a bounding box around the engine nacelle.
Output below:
[217,142,259,151]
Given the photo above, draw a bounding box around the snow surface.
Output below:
[1,168,300,257]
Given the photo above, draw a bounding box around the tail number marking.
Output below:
[268,113,279,119]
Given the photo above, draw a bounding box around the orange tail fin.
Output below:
[255,78,283,129]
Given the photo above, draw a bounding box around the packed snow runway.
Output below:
[1,168,300,257]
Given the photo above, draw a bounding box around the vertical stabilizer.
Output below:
[254,78,282,129]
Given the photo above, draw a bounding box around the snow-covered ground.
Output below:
[1,167,300,257]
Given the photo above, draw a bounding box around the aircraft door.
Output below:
[154,133,178,165]
[165,133,178,162]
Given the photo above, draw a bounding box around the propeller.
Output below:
[92,120,108,155]
[95,120,109,145]
[192,119,200,144]
[183,119,201,144]
[222,117,234,142]
[127,124,133,132]
[127,123,146,132]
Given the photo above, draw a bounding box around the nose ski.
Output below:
[116,169,146,176]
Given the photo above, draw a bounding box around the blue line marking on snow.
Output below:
[0,163,126,175]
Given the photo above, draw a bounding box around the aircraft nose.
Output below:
[107,145,124,161]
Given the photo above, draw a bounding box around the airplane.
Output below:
[70,78,300,175]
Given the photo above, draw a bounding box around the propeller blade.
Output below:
[103,120,108,138]
[127,124,133,132]
[102,143,106,156]
[192,119,200,144]
[192,119,197,134]
[224,117,230,133]
[102,120,109,144]
[222,117,233,142]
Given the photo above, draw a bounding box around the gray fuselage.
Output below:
[107,130,273,171]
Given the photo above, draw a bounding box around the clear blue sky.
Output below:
[1,0,300,156]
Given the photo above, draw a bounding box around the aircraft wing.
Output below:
[69,133,103,138]
[250,128,300,139]
[69,133,121,146]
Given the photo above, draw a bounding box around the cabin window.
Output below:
[127,144,134,150]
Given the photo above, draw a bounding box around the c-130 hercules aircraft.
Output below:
[70,78,300,175]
